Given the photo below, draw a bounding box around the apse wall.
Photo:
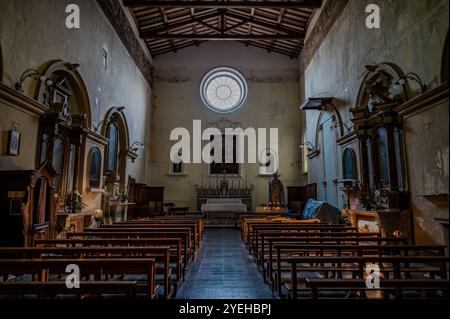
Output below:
[150,41,305,210]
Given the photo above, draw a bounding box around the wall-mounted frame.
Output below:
[7,129,21,156]
[168,148,186,176]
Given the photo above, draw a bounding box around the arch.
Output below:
[311,105,345,154]
[100,107,130,152]
[88,147,102,189]
[100,107,130,189]
[441,31,449,84]
[355,63,409,111]
[34,60,92,128]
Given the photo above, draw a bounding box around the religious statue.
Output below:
[268,173,285,206]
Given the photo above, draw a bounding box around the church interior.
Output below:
[0,0,449,304]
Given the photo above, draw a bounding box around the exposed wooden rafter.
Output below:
[123,0,322,9]
[127,0,320,57]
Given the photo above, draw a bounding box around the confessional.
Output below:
[0,162,57,247]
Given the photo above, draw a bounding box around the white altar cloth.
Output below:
[201,198,247,212]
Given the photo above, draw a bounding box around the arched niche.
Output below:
[88,147,102,189]
[311,105,345,157]
[354,63,409,113]
[34,60,93,204]
[342,147,358,181]
[350,63,409,210]
[34,60,92,129]
[441,31,449,84]
[100,107,130,193]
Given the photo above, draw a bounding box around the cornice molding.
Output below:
[0,82,48,117]
[300,0,350,74]
[394,82,449,118]
[96,0,153,86]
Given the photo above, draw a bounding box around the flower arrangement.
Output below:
[359,191,377,211]
[64,191,87,214]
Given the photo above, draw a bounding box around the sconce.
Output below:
[300,97,334,111]
[394,72,428,93]
[15,68,54,93]
[299,141,318,153]
[93,106,125,133]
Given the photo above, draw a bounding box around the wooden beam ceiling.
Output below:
[126,0,319,57]
[123,1,322,9]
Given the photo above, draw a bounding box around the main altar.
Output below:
[195,178,254,226]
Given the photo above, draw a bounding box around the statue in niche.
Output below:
[268,173,285,206]
[364,69,398,112]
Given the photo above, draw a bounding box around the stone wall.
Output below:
[0,0,152,212]
[302,0,449,243]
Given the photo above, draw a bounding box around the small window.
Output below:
[89,147,102,188]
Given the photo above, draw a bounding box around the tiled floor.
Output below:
[176,228,276,299]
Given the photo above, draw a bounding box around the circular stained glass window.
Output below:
[200,67,248,113]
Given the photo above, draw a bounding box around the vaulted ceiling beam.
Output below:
[224,11,304,36]
[140,12,220,36]
[124,1,322,9]
[142,34,304,41]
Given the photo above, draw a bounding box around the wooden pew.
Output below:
[305,278,449,300]
[0,258,157,299]
[0,246,173,299]
[255,231,382,270]
[254,227,360,264]
[0,281,138,299]
[286,256,449,299]
[66,231,193,268]
[101,223,200,252]
[270,243,444,296]
[241,218,323,244]
[35,238,184,287]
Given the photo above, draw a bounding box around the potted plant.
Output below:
[359,192,377,211]
[64,191,87,214]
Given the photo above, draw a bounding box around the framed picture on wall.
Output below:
[7,129,21,156]
[168,148,186,176]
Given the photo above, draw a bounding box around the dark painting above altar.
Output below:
[209,134,239,175]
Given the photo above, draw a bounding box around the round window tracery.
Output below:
[200,67,248,113]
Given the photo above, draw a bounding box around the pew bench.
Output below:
[305,279,449,300]
[0,258,158,299]
[0,281,138,299]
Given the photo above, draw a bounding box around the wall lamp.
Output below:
[394,72,428,93]
[93,106,125,133]
[299,141,318,153]
[300,97,334,111]
[15,68,53,93]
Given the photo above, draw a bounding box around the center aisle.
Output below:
[176,228,276,299]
